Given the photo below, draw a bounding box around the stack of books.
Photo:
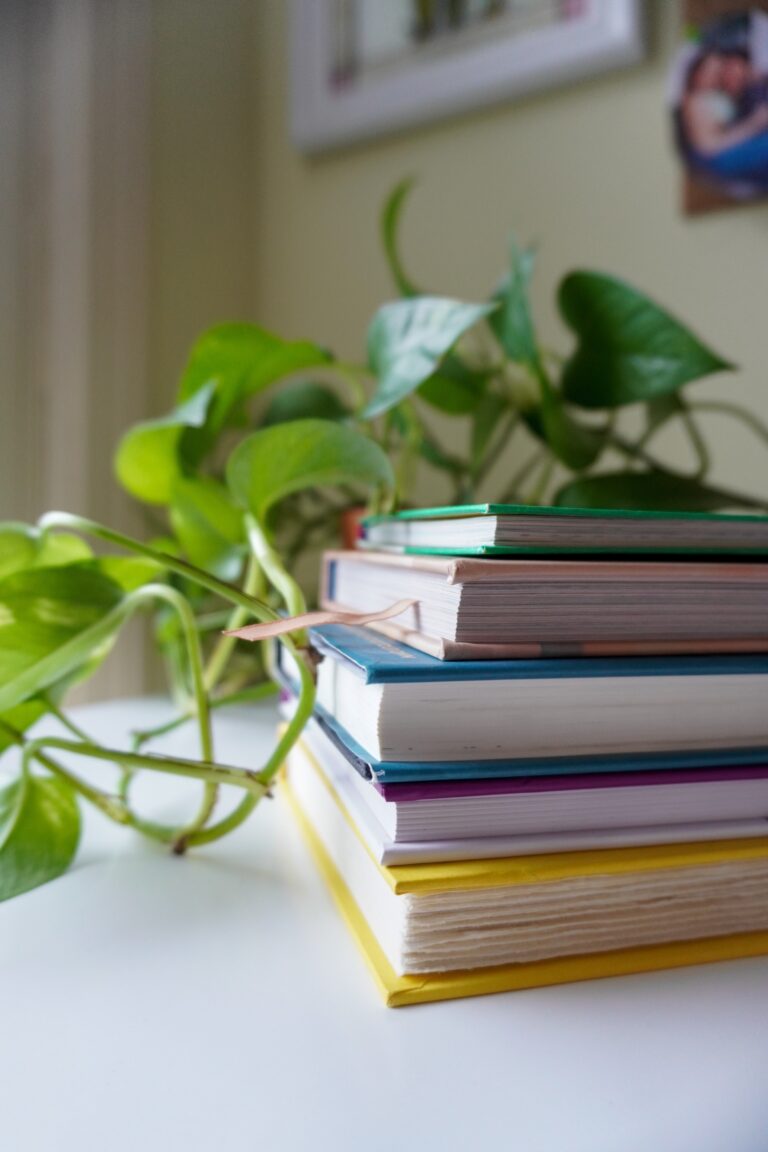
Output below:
[279,504,768,1006]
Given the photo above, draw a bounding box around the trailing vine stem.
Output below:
[125,583,218,841]
[19,735,271,852]
[29,511,320,852]
[37,512,280,623]
[131,683,278,751]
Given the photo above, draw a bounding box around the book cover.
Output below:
[278,690,768,784]
[307,622,768,685]
[283,770,768,1007]
[360,503,768,556]
[364,503,768,525]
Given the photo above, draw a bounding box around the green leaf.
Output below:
[262,381,350,426]
[559,272,734,409]
[0,700,49,759]
[91,556,165,592]
[489,241,539,368]
[364,297,497,419]
[381,178,419,298]
[0,773,80,903]
[554,469,739,512]
[471,394,507,460]
[0,564,127,714]
[538,392,606,470]
[419,354,487,415]
[114,381,217,505]
[170,476,246,580]
[0,524,92,580]
[418,432,466,477]
[227,419,395,522]
[178,322,331,430]
[644,394,685,437]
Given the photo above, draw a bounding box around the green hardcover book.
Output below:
[361,503,768,557]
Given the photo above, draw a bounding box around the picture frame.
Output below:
[671,1,768,215]
[291,0,645,154]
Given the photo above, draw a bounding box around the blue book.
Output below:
[277,626,768,783]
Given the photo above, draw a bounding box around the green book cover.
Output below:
[361,503,768,556]
[364,503,768,525]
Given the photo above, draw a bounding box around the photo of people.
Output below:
[670,6,768,211]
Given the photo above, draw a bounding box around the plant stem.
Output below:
[473,410,520,487]
[147,585,217,838]
[527,453,556,504]
[680,408,710,479]
[204,554,264,693]
[37,512,278,623]
[44,698,93,743]
[186,638,316,847]
[333,361,369,409]
[689,401,768,448]
[498,447,546,503]
[21,737,268,801]
[246,517,307,619]
[610,435,768,511]
[132,682,278,751]
[0,719,127,824]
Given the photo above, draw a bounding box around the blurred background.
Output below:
[2,0,767,697]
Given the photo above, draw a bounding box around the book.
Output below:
[279,692,768,783]
[282,739,768,1006]
[360,503,768,556]
[291,624,768,768]
[294,722,768,865]
[321,550,768,660]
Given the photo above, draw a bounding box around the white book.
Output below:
[296,722,768,865]
[284,736,768,976]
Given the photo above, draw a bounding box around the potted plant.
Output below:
[2,181,767,903]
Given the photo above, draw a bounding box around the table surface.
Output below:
[2,698,768,1152]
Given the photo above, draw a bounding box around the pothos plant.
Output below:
[2,180,767,904]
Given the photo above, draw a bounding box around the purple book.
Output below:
[378,764,768,802]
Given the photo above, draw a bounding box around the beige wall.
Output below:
[250,1,768,500]
[150,0,256,408]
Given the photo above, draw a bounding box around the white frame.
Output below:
[291,0,645,153]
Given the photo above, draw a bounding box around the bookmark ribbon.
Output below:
[224,599,417,642]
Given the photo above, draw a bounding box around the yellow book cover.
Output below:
[282,735,768,1007]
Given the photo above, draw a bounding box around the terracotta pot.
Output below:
[340,506,366,550]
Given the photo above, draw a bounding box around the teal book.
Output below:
[276,624,768,782]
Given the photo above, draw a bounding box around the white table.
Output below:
[2,698,768,1152]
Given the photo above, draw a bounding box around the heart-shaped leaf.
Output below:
[114,381,217,505]
[418,432,466,478]
[262,381,350,426]
[227,419,395,522]
[0,773,80,903]
[471,394,508,461]
[381,178,420,298]
[0,564,128,714]
[489,241,539,369]
[0,700,49,759]
[170,476,246,580]
[90,556,165,592]
[644,393,685,437]
[177,323,331,436]
[0,524,92,580]
[419,354,487,415]
[363,297,497,419]
[554,469,740,512]
[538,392,606,470]
[559,272,733,409]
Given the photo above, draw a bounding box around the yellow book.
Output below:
[283,736,768,1007]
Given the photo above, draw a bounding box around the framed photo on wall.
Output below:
[291,0,645,153]
[670,2,768,214]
